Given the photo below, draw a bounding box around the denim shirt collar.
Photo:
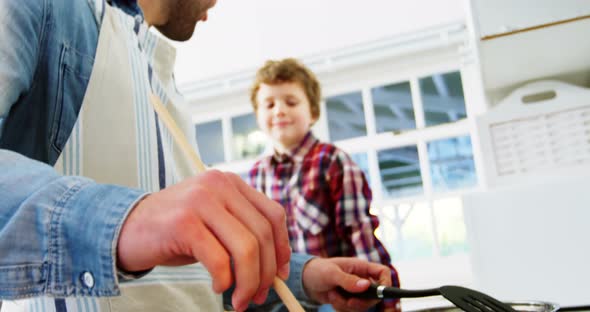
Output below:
[109,0,143,18]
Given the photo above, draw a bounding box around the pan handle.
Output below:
[338,284,440,300]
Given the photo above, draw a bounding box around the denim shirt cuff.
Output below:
[284,253,315,302]
[46,177,147,297]
[226,253,316,310]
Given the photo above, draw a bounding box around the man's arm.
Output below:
[0,149,146,298]
[0,0,148,299]
[0,149,293,311]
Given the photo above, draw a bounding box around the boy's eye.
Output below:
[266,102,274,109]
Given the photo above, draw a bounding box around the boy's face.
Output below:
[255,82,317,153]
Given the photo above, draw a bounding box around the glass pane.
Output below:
[427,136,477,193]
[375,201,434,261]
[231,113,266,160]
[195,120,224,165]
[419,71,466,127]
[326,91,367,141]
[378,146,423,198]
[433,197,469,256]
[371,81,416,133]
[350,152,370,185]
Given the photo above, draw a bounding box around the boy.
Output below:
[248,58,401,312]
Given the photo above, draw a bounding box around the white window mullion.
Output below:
[362,87,377,136]
[222,116,233,162]
[410,77,426,129]
[362,86,384,201]
[368,149,383,200]
[417,142,433,196]
[314,100,330,142]
[412,75,441,257]
[427,200,441,258]
[418,140,441,257]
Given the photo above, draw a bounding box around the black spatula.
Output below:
[340,284,517,312]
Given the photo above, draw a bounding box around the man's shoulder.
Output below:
[6,0,100,31]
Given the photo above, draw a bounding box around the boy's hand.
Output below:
[116,170,291,312]
[302,257,392,312]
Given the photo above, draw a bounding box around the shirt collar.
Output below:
[109,0,143,18]
[272,132,318,164]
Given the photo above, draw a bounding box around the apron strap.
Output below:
[86,0,106,26]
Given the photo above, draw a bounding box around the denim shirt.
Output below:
[0,0,149,298]
[0,0,313,305]
[0,0,141,164]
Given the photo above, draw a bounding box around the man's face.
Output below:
[148,0,217,41]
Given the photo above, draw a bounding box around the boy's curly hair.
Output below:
[250,58,321,120]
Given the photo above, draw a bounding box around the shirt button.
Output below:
[81,272,95,288]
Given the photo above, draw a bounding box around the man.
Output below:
[0,0,394,311]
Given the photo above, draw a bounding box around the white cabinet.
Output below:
[472,0,590,39]
[466,0,590,106]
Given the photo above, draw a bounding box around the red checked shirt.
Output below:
[249,132,401,312]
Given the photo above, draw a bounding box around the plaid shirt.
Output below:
[249,132,401,312]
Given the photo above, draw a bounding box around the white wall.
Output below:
[172,0,465,85]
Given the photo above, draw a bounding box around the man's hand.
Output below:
[116,170,291,312]
[302,257,392,312]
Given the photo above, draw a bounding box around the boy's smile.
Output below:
[256,82,317,153]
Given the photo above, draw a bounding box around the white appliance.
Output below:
[463,80,590,306]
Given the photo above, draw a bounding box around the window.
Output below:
[376,201,435,261]
[323,70,477,263]
[195,120,224,165]
[231,113,266,161]
[325,91,367,141]
[350,152,370,185]
[371,81,416,133]
[420,71,467,126]
[378,146,423,198]
[428,136,477,193]
[375,196,469,261]
[433,197,469,256]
